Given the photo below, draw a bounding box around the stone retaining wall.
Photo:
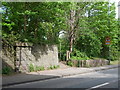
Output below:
[67,59,110,67]
[2,43,59,72]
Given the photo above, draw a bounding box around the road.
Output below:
[3,68,119,89]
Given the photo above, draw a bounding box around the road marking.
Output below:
[86,79,120,90]
[87,83,109,90]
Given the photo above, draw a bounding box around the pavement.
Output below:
[2,64,120,87]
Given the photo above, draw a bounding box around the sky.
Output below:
[110,0,120,18]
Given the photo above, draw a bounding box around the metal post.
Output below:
[14,46,17,72]
[108,46,110,64]
[60,42,61,61]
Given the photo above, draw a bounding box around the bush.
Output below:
[35,66,45,71]
[50,66,54,69]
[40,66,45,71]
[109,48,119,61]
[53,65,57,69]
[71,49,87,57]
[29,63,34,72]
[53,65,60,69]
[67,61,73,67]
[2,67,12,75]
[70,49,89,60]
[47,65,60,70]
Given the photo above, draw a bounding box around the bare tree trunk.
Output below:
[66,9,76,61]
[66,3,86,61]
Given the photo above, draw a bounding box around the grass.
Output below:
[110,60,119,65]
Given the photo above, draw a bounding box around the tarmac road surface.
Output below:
[3,68,119,89]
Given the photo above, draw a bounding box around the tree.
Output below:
[75,2,119,60]
[2,2,119,61]
[2,2,67,45]
[65,2,89,60]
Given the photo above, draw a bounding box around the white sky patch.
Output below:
[115,0,119,19]
[59,30,67,38]
[0,7,3,13]
[118,1,120,18]
[109,0,120,18]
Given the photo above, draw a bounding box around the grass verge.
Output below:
[110,60,119,65]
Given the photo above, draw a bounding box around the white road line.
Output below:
[89,83,109,89]
[86,79,120,90]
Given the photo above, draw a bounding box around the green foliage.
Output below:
[29,64,45,72]
[2,2,119,62]
[2,2,67,45]
[53,65,59,69]
[90,57,105,60]
[2,67,12,75]
[70,56,89,60]
[29,63,34,72]
[86,2,118,60]
[71,49,88,58]
[110,60,119,65]
[109,47,119,61]
[47,65,60,70]
[50,66,54,70]
[35,66,45,71]
[75,34,102,57]
[58,38,69,61]
[67,61,73,67]
[70,49,89,60]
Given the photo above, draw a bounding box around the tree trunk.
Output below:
[66,9,76,61]
[66,3,86,61]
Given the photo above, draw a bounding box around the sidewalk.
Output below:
[2,64,119,87]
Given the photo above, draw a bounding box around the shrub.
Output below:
[2,67,12,75]
[70,49,89,60]
[35,66,44,71]
[109,48,119,61]
[47,65,60,70]
[50,66,54,69]
[53,65,60,69]
[40,66,45,71]
[35,66,40,71]
[53,65,57,69]
[71,49,88,58]
[29,63,34,72]
[47,66,54,70]
[67,61,73,67]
